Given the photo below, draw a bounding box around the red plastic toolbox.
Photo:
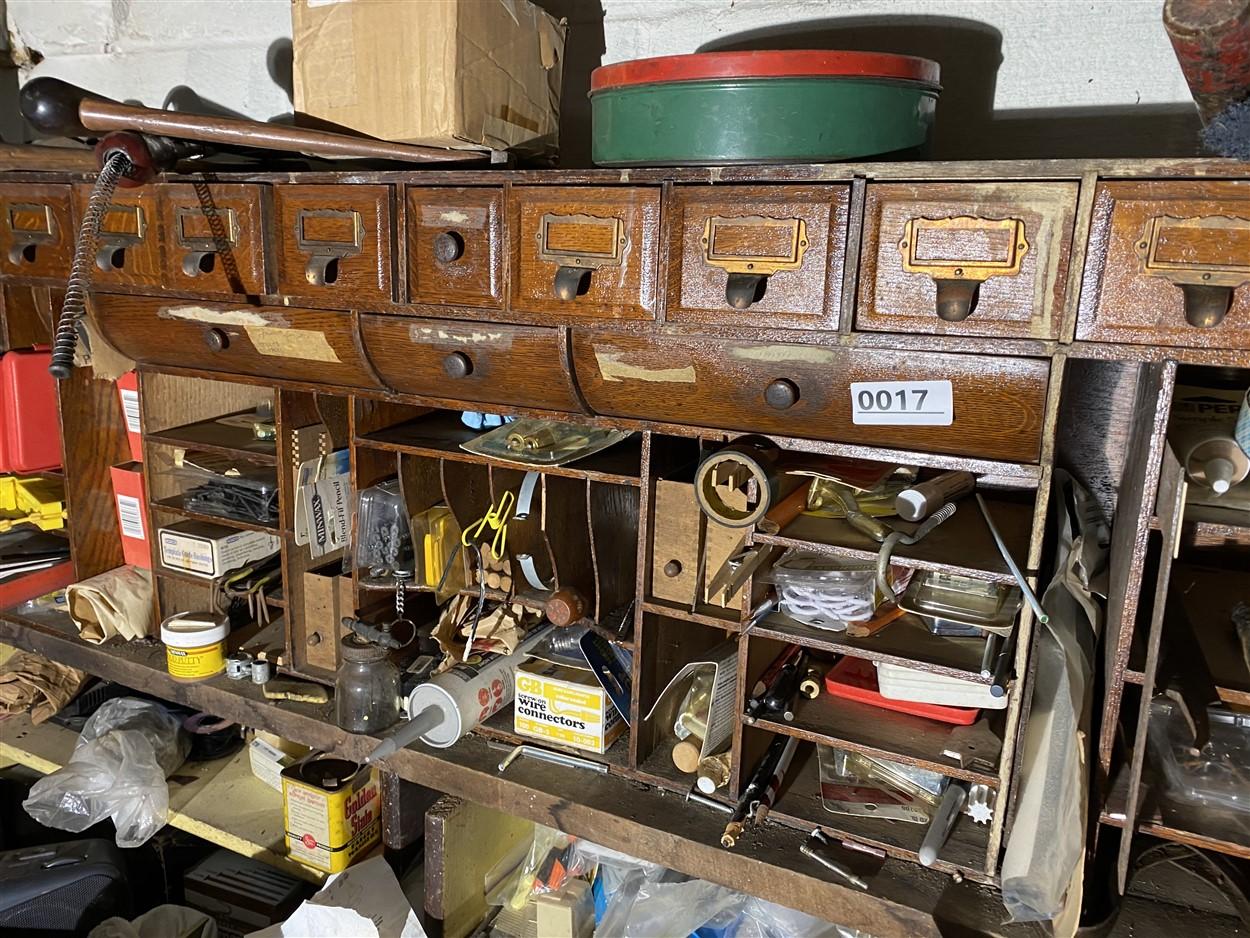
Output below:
[0,349,61,473]
[824,656,979,725]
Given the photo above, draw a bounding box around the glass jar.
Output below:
[335,634,400,733]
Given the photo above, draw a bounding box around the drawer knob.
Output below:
[764,379,799,410]
[443,351,473,379]
[725,273,767,310]
[553,266,592,301]
[934,279,981,322]
[433,230,465,264]
[203,327,229,352]
[663,560,683,578]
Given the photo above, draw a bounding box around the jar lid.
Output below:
[161,611,229,648]
[340,632,389,662]
[591,50,940,93]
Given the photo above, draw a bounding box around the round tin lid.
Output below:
[591,50,940,93]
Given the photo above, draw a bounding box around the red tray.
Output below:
[824,657,979,725]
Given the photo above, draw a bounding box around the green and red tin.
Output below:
[589,50,941,166]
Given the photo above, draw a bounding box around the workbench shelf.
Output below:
[145,413,279,466]
[150,495,283,535]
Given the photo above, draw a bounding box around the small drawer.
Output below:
[0,183,75,280]
[572,333,1048,463]
[361,314,581,412]
[510,186,660,319]
[73,185,163,287]
[406,186,503,309]
[161,182,268,296]
[272,184,393,304]
[665,184,849,328]
[857,182,1078,339]
[93,294,383,389]
[1077,181,1250,348]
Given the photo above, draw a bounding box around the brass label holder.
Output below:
[1135,214,1250,328]
[176,205,240,278]
[701,215,808,310]
[536,213,627,301]
[6,203,56,265]
[297,208,363,286]
[898,215,1029,322]
[96,204,146,273]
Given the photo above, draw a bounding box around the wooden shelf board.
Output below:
[1151,504,1250,539]
[753,492,1033,586]
[1103,771,1250,861]
[146,412,278,466]
[152,493,281,535]
[751,611,992,685]
[0,710,325,884]
[1178,564,1250,710]
[642,598,741,632]
[357,412,643,487]
[767,741,992,878]
[750,689,1002,787]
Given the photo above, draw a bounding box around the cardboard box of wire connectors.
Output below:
[514,660,623,754]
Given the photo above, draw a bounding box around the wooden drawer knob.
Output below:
[764,379,799,410]
[433,230,465,264]
[203,327,229,352]
[443,351,473,378]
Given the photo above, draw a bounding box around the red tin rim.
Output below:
[590,50,940,93]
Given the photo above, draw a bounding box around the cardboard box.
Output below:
[514,660,623,754]
[291,0,566,153]
[110,461,150,569]
[158,520,280,579]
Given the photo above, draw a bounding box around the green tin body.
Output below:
[590,77,938,166]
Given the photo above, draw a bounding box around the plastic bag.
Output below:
[23,697,189,847]
[507,825,592,911]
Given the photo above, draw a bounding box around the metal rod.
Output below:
[78,98,475,164]
[685,788,733,815]
[497,744,609,775]
[975,493,1048,624]
[800,842,869,890]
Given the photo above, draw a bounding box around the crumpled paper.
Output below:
[0,649,88,723]
[67,565,155,644]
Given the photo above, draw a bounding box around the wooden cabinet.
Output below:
[0,183,75,281]
[509,186,660,320]
[857,182,1078,339]
[272,183,394,305]
[160,182,269,297]
[664,184,850,329]
[93,294,384,389]
[1077,180,1250,348]
[571,332,1049,462]
[360,314,582,412]
[406,186,504,310]
[73,184,163,288]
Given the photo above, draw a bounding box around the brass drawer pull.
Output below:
[443,351,473,378]
[176,204,238,278]
[7,203,56,265]
[296,208,363,286]
[537,212,627,301]
[1136,214,1250,328]
[95,203,146,272]
[433,230,465,264]
[899,216,1029,322]
[702,214,808,310]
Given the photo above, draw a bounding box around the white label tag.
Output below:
[116,493,145,541]
[119,388,141,435]
[851,380,954,426]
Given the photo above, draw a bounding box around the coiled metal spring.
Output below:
[50,151,133,379]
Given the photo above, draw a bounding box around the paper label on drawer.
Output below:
[245,325,341,363]
[851,380,953,426]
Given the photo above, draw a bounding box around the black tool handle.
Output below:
[19,77,117,138]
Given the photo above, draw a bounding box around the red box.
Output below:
[824,657,979,725]
[0,349,62,473]
[109,462,151,569]
[0,560,74,609]
[117,371,142,464]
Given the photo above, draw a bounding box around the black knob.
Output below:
[443,351,472,378]
[764,379,799,410]
[19,77,116,138]
[204,328,229,352]
[433,230,465,264]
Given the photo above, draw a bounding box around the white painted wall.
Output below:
[3,0,1199,156]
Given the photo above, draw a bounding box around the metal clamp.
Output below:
[537,212,627,301]
[898,215,1029,322]
[1136,214,1250,328]
[6,203,56,265]
[702,214,808,310]
[296,207,363,286]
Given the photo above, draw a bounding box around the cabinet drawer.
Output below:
[406,186,503,309]
[73,185,163,288]
[572,333,1048,462]
[1077,181,1250,348]
[361,314,581,412]
[272,184,393,304]
[0,183,74,280]
[93,294,383,389]
[161,182,268,296]
[857,182,1078,339]
[510,186,660,319]
[665,184,849,328]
